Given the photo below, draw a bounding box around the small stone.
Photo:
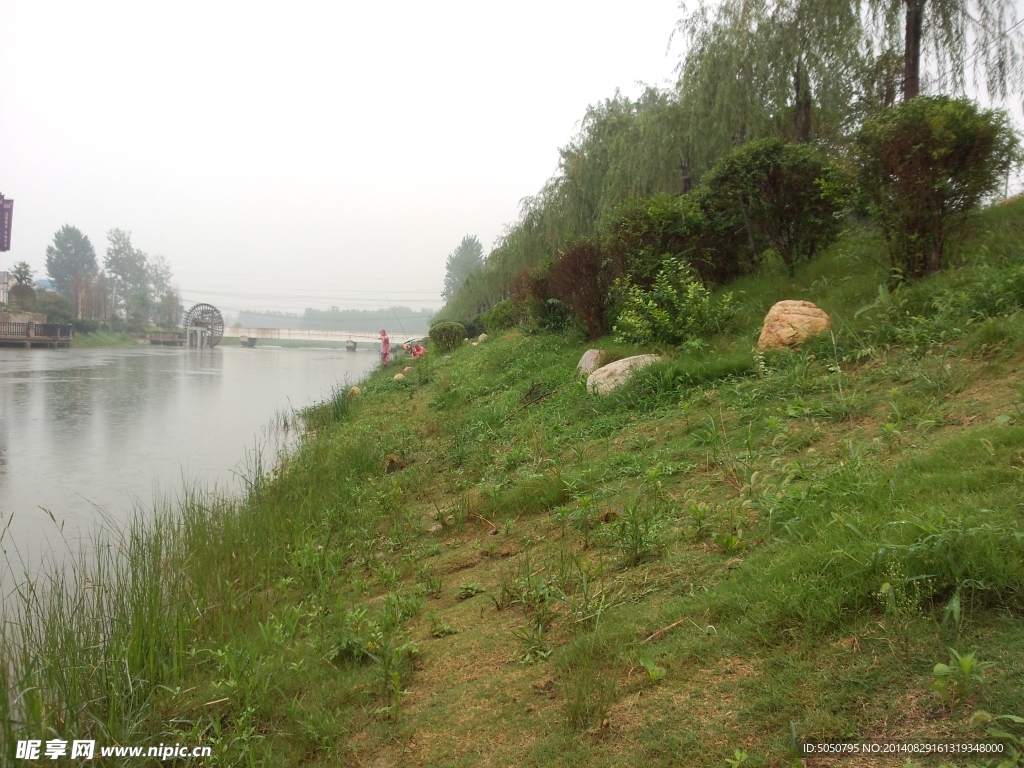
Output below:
[348,386,361,396]
[586,354,661,396]
[478,333,488,342]
[403,366,412,372]
[444,355,452,361]
[757,300,831,351]
[428,524,442,533]
[576,348,604,375]
[393,373,406,381]
[471,342,478,346]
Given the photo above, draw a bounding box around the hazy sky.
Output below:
[0,1,685,317]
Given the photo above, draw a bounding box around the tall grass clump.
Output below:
[0,491,222,756]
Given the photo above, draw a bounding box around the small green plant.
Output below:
[724,749,750,768]
[571,495,601,548]
[417,568,443,599]
[877,559,924,660]
[637,653,667,683]
[932,648,994,710]
[428,611,458,638]
[613,259,735,346]
[562,661,617,731]
[457,582,484,600]
[714,531,748,553]
[604,494,665,566]
[969,710,1024,765]
[511,622,551,664]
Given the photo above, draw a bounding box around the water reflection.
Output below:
[0,346,375,575]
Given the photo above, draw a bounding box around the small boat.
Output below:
[239,336,257,347]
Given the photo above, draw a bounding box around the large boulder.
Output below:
[586,354,661,396]
[576,349,605,375]
[757,300,831,351]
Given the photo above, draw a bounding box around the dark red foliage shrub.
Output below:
[547,238,610,339]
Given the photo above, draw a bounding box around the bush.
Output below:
[612,259,734,346]
[854,96,1020,278]
[700,138,850,276]
[547,238,611,339]
[463,317,485,338]
[33,291,75,325]
[72,319,99,334]
[481,299,527,333]
[429,321,467,352]
[602,194,698,289]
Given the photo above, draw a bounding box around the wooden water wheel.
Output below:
[183,303,225,347]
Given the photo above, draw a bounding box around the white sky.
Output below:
[0,0,684,316]
[4,2,1022,320]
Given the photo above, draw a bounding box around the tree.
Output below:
[45,225,98,320]
[675,0,866,163]
[853,96,1020,277]
[11,261,33,285]
[441,235,484,301]
[104,230,176,328]
[700,138,851,275]
[104,229,149,310]
[867,0,1023,101]
[8,261,36,311]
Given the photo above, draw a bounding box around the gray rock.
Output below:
[576,349,604,375]
[586,354,661,395]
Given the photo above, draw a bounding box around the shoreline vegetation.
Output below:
[4,201,1024,766]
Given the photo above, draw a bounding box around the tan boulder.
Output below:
[393,373,406,381]
[349,386,361,397]
[576,349,605,375]
[586,354,661,396]
[757,300,831,351]
[478,333,488,342]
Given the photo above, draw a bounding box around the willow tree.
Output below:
[675,0,867,172]
[868,0,1023,100]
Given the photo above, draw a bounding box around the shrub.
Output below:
[462,317,485,338]
[854,96,1020,278]
[602,194,698,289]
[72,319,99,334]
[700,138,850,276]
[481,299,527,333]
[612,259,734,346]
[429,321,467,352]
[547,238,611,339]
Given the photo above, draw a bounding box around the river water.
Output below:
[0,345,376,579]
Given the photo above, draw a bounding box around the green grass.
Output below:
[5,202,1024,766]
[69,331,139,347]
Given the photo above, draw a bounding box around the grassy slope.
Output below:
[6,202,1024,767]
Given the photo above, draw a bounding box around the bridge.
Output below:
[222,327,424,347]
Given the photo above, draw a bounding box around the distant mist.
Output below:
[236,307,433,334]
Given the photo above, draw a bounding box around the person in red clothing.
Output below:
[411,343,426,359]
[379,329,390,366]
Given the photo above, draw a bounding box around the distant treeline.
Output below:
[237,307,434,333]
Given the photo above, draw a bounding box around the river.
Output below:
[0,344,377,579]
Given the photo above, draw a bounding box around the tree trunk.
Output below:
[794,61,812,142]
[903,0,924,100]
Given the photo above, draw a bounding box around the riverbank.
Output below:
[69,331,144,348]
[4,203,1024,766]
